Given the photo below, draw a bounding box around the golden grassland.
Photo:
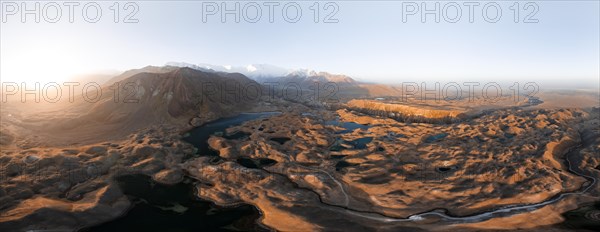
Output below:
[345,99,465,123]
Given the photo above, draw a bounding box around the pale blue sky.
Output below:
[1,1,598,89]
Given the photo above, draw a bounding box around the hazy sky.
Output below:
[1,1,599,88]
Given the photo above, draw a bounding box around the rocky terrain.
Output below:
[0,67,267,147]
[0,124,196,230]
[181,106,600,231]
[0,66,599,231]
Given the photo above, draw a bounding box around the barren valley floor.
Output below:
[0,69,598,231]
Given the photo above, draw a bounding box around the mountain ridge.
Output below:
[165,62,358,84]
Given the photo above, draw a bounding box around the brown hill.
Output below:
[103,65,180,86]
[256,71,402,101]
[6,67,260,145]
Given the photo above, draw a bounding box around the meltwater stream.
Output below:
[83,113,597,230]
[179,115,597,227]
[340,132,599,225]
[309,118,598,226]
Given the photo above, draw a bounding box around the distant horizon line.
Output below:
[1,61,598,91]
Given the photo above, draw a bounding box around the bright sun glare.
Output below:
[2,45,86,85]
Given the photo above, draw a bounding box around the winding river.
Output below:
[326,129,599,225]
[85,113,598,230]
[194,114,599,226]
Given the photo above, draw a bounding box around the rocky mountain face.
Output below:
[86,67,260,128]
[264,70,357,85]
[0,61,598,231]
[1,67,262,146]
[103,65,180,87]
[165,62,402,99]
[166,62,291,79]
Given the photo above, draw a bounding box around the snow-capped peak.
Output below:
[286,69,318,77]
[165,62,354,83]
[246,64,258,72]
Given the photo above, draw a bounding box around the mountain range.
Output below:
[165,62,357,83]
[163,62,400,98]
